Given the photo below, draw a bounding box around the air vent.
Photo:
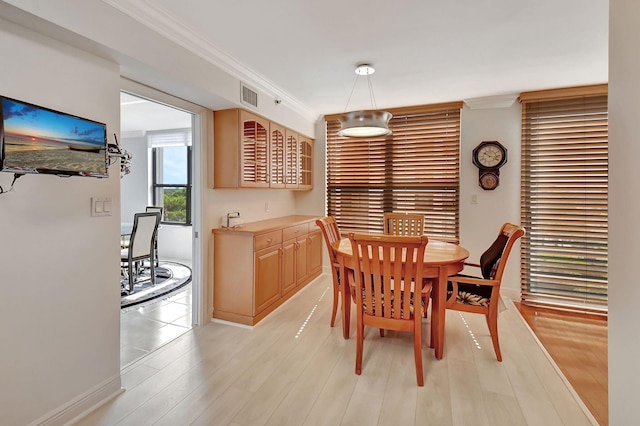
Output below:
[241,83,258,108]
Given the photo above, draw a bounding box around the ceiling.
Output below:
[116,0,608,125]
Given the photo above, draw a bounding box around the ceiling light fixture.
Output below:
[338,64,392,138]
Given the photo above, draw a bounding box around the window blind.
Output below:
[520,85,608,314]
[147,128,192,148]
[325,102,462,240]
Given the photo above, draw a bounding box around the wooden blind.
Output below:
[520,86,608,314]
[325,102,462,240]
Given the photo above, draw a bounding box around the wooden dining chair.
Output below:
[384,212,432,317]
[446,223,524,361]
[315,217,343,327]
[348,232,431,386]
[383,212,425,236]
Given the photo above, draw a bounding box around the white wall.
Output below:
[120,134,150,222]
[608,1,639,423]
[0,18,121,425]
[460,103,522,299]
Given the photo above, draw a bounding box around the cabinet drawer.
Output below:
[255,230,282,251]
[283,223,309,240]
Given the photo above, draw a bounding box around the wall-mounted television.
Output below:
[0,96,108,178]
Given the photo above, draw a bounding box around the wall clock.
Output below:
[472,141,507,190]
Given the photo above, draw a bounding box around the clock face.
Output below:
[476,144,505,168]
[480,172,499,190]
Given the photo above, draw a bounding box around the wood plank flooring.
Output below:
[516,304,608,426]
[77,275,597,426]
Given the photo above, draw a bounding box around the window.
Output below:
[520,85,608,314]
[149,129,192,225]
[325,102,462,240]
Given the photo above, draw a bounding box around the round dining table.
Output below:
[333,237,469,360]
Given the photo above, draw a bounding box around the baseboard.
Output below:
[30,374,123,426]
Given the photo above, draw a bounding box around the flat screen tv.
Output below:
[0,96,108,178]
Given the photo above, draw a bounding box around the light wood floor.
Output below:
[517,304,608,426]
[77,275,597,426]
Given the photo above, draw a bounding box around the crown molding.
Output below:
[101,0,315,120]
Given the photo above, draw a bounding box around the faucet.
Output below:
[226,211,240,228]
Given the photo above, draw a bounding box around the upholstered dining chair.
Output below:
[348,232,432,386]
[121,212,161,293]
[145,206,163,267]
[315,216,343,327]
[383,212,425,236]
[445,222,525,361]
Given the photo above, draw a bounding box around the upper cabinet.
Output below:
[269,122,286,188]
[214,108,313,190]
[241,111,269,188]
[299,135,313,190]
[285,129,299,189]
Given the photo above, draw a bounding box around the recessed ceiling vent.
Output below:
[241,83,258,109]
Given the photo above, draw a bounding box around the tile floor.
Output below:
[120,265,193,368]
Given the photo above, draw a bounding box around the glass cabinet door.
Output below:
[240,111,269,187]
[285,130,299,188]
[269,123,286,188]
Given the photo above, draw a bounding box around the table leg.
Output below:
[431,266,448,359]
[339,256,351,339]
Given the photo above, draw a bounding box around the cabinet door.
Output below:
[285,129,299,188]
[308,230,323,275]
[240,111,269,188]
[296,236,309,285]
[282,239,296,295]
[254,245,281,314]
[298,137,313,190]
[269,123,286,188]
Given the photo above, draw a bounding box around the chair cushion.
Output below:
[479,233,509,279]
[357,287,417,318]
[447,277,492,307]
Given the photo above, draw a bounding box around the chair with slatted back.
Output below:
[383,212,425,236]
[446,223,524,361]
[384,212,431,317]
[315,217,343,327]
[348,232,431,386]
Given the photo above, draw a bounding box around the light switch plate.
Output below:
[91,197,112,217]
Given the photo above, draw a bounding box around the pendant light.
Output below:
[338,64,392,138]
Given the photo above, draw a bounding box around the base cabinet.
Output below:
[213,215,321,326]
[282,239,296,295]
[254,245,281,314]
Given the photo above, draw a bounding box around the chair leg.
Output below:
[128,262,134,293]
[150,255,156,285]
[355,310,364,375]
[486,305,502,361]
[414,315,424,386]
[330,281,339,327]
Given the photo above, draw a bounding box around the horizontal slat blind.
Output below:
[520,88,608,314]
[326,103,461,240]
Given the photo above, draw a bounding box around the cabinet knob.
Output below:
[266,238,273,243]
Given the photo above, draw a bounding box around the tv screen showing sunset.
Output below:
[1,97,107,176]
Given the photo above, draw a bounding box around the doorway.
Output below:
[119,87,202,367]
